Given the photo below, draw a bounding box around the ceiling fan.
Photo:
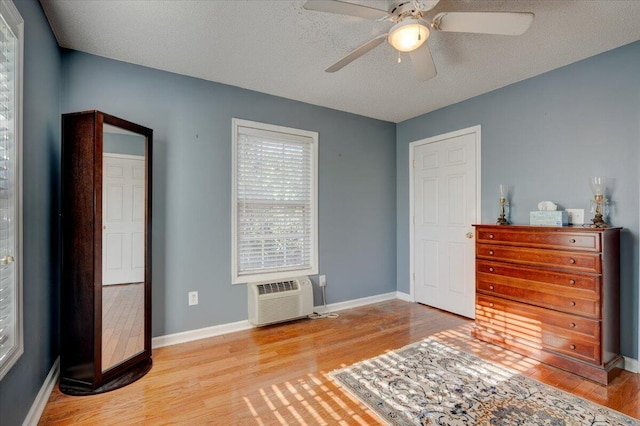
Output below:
[303,0,534,81]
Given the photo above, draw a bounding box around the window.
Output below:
[232,119,318,284]
[0,0,22,381]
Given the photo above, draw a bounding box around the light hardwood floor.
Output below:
[102,282,145,371]
[40,300,640,425]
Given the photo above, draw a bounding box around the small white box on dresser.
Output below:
[566,208,585,225]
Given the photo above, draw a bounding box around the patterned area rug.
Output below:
[330,339,639,426]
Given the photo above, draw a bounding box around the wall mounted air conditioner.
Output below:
[248,276,313,326]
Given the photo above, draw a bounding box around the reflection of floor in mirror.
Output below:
[102,282,144,371]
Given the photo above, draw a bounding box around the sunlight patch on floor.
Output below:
[243,371,383,425]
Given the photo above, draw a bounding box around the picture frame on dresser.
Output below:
[472,224,622,385]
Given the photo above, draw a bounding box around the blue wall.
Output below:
[61,51,397,336]
[396,41,640,358]
[0,0,61,425]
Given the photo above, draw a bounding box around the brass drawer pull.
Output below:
[569,279,576,285]
[488,234,494,239]
[569,238,576,243]
[488,267,494,272]
[489,250,494,255]
[570,322,576,328]
[489,302,494,307]
[569,258,576,264]
[570,301,576,306]
[570,344,576,350]
[489,285,494,290]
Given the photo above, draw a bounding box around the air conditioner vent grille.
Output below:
[248,277,313,326]
[257,280,299,295]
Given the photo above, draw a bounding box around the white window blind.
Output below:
[0,0,22,381]
[232,120,318,283]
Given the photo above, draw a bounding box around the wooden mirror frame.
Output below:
[60,111,152,395]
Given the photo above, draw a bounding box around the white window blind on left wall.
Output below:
[232,119,318,284]
[0,0,22,382]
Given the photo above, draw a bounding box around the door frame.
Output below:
[409,125,482,301]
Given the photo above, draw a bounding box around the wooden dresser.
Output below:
[472,224,622,384]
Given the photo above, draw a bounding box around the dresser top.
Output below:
[473,224,621,233]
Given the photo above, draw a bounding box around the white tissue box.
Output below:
[530,211,568,226]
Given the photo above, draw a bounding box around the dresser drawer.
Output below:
[476,244,601,273]
[476,295,599,340]
[476,295,601,364]
[477,261,599,294]
[477,276,599,317]
[476,227,600,252]
[541,334,601,364]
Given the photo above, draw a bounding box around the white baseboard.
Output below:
[395,291,413,302]
[624,356,639,373]
[23,357,59,426]
[313,291,397,314]
[152,320,253,349]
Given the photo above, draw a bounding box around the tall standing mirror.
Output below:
[102,124,147,373]
[60,111,152,395]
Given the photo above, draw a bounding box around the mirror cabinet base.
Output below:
[61,110,153,396]
[59,358,153,396]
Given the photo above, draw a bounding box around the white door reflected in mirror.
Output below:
[102,154,145,285]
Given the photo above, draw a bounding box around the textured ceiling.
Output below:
[40,0,640,123]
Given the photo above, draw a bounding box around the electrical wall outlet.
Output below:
[319,275,327,287]
[566,209,585,225]
[188,291,198,306]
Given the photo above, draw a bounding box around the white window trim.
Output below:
[0,0,23,381]
[231,118,318,284]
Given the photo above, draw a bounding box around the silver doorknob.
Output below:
[1,255,14,265]
[465,232,473,239]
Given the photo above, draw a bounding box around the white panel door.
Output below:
[103,155,145,285]
[412,128,478,318]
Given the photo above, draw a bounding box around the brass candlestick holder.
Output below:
[497,184,510,225]
[589,176,610,228]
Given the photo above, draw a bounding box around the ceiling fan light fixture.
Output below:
[388,18,430,52]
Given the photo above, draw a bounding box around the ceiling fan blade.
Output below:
[409,43,437,82]
[325,34,387,73]
[303,0,388,20]
[432,12,534,35]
